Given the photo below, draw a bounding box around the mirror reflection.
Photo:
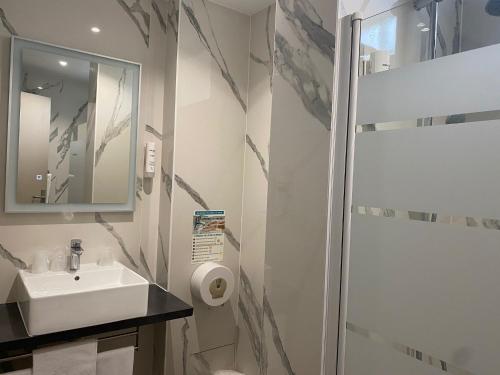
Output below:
[14,42,139,206]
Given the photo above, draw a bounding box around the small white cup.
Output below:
[31,251,49,274]
[98,248,114,266]
[50,247,67,272]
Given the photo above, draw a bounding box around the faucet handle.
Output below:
[70,239,82,248]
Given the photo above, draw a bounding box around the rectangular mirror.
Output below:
[6,37,140,213]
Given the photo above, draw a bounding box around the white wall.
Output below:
[17,92,51,203]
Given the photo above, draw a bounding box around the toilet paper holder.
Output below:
[191,262,234,307]
[209,278,227,299]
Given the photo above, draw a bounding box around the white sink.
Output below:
[17,262,149,336]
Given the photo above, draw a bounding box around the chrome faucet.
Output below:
[69,239,84,271]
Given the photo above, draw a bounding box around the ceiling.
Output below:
[22,48,90,83]
[208,0,275,15]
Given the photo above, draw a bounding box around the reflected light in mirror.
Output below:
[58,60,68,67]
[91,26,101,33]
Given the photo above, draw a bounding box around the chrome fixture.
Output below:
[69,239,84,271]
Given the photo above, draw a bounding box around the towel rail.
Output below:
[0,327,140,365]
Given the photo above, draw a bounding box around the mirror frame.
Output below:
[5,37,141,213]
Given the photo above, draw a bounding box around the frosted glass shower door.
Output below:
[342,3,500,375]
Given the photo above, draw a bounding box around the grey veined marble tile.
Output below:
[54,176,71,203]
[0,243,27,270]
[174,174,209,210]
[238,268,296,374]
[95,69,132,166]
[157,227,168,288]
[56,102,89,169]
[161,167,173,201]
[51,112,60,124]
[274,0,335,130]
[166,0,180,39]
[139,247,155,282]
[181,318,190,375]
[274,32,332,130]
[136,176,143,200]
[152,0,167,34]
[246,135,269,181]
[174,174,241,250]
[263,291,296,375]
[49,127,59,143]
[239,268,267,374]
[115,0,151,46]
[190,352,212,375]
[145,124,163,140]
[250,5,275,91]
[181,0,247,112]
[95,213,139,268]
[0,7,17,36]
[278,0,335,63]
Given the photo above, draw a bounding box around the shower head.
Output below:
[486,0,500,16]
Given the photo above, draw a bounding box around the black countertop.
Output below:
[0,284,192,352]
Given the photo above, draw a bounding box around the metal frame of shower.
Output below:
[320,11,360,375]
[321,1,444,374]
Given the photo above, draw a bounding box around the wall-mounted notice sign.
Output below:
[192,210,225,264]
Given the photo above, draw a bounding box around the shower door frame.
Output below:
[321,12,361,375]
[323,3,459,374]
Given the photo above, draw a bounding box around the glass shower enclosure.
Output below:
[333,1,500,374]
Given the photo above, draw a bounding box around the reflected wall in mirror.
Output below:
[6,37,140,212]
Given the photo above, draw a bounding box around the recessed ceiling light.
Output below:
[417,22,426,28]
[421,27,430,32]
[37,86,43,90]
[59,60,68,67]
[91,26,101,33]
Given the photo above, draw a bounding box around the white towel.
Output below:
[4,370,32,375]
[33,339,97,375]
[96,346,134,375]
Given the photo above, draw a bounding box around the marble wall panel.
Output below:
[262,0,337,374]
[159,1,338,373]
[0,2,340,375]
[0,0,169,318]
[235,5,275,375]
[162,0,249,373]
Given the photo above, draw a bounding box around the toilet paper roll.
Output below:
[191,262,234,307]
